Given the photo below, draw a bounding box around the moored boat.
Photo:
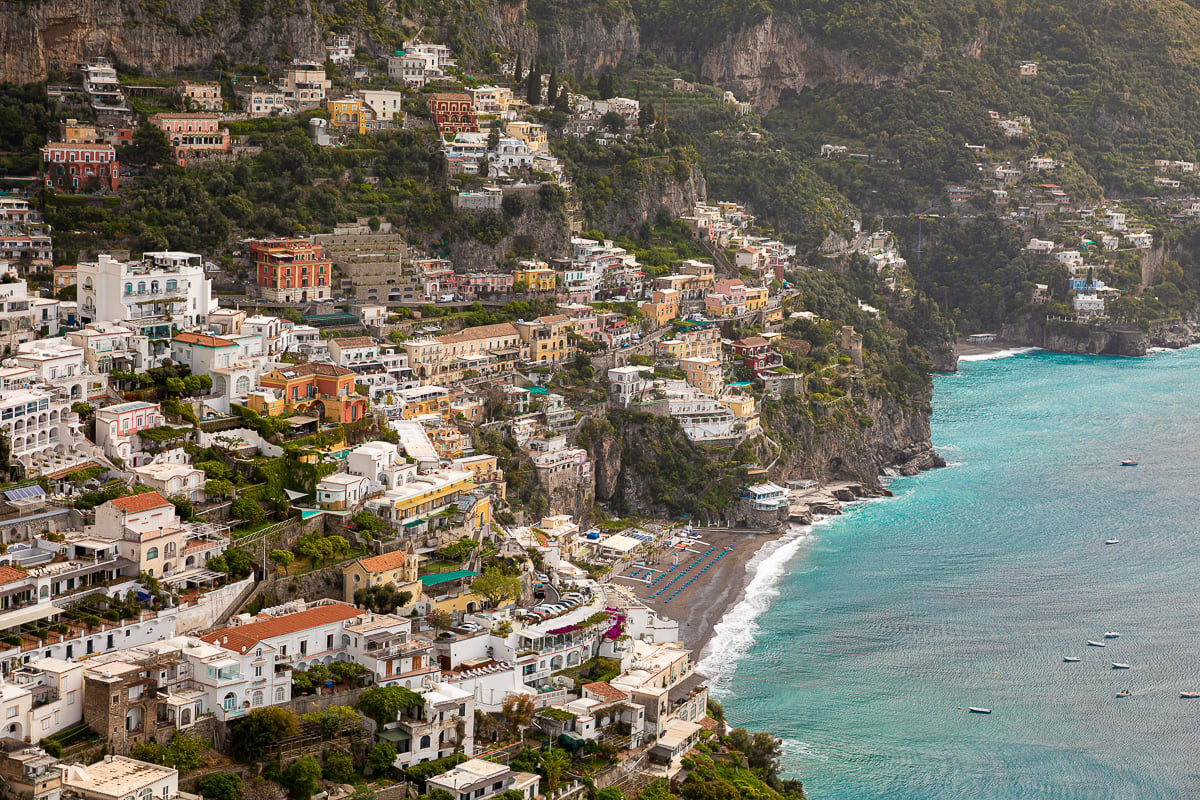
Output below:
[968,707,992,714]
[1105,539,1120,545]
[1112,663,1131,669]
[1088,640,1106,647]
[1063,656,1081,662]
[1120,459,1138,466]
[1104,632,1120,639]
[1117,689,1132,697]
[1180,692,1200,699]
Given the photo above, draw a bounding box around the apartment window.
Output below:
[5,707,15,719]
[255,666,263,678]
[326,634,333,650]
[222,693,236,710]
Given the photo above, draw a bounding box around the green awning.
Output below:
[419,570,479,587]
[403,519,425,528]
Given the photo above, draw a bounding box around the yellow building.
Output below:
[514,261,557,291]
[343,546,423,605]
[682,357,724,396]
[505,121,549,154]
[642,288,680,328]
[745,286,769,312]
[516,315,576,363]
[328,97,366,134]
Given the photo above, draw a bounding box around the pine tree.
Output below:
[526,65,542,106]
[597,70,615,100]
[546,66,558,106]
[513,52,523,85]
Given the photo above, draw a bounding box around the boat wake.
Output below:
[958,346,1041,362]
[697,522,813,693]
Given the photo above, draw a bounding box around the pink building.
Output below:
[41,142,119,192]
[149,113,231,166]
[93,400,166,465]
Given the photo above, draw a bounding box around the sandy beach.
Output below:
[611,528,783,655]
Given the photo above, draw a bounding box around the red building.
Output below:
[41,142,119,193]
[729,336,782,373]
[426,93,479,136]
[251,238,333,303]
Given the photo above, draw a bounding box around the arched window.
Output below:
[235,376,250,394]
[150,280,159,293]
[222,692,236,710]
[145,547,159,560]
[419,735,431,750]
[275,687,285,702]
[252,690,263,706]
[137,282,145,294]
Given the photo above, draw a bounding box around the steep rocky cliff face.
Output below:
[0,0,326,84]
[444,197,569,272]
[532,10,639,77]
[1000,317,1149,356]
[769,388,942,491]
[0,0,539,85]
[650,16,912,112]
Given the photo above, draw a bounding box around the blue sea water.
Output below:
[706,347,1200,800]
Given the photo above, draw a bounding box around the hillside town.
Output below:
[0,33,820,800]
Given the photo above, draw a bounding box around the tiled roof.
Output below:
[357,549,418,574]
[583,681,629,704]
[331,337,376,348]
[734,336,769,347]
[437,323,518,345]
[108,492,170,514]
[269,362,355,379]
[0,566,28,586]
[200,603,364,653]
[173,331,237,348]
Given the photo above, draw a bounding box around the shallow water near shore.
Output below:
[715,348,1200,800]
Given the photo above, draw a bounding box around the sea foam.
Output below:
[697,522,813,694]
[957,346,1041,362]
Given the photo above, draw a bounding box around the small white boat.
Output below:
[1180,692,1200,699]
[1105,539,1120,545]
[1120,459,1138,467]
[968,707,992,714]
[1088,640,1106,647]
[1063,656,1081,663]
[1116,689,1132,697]
[1104,632,1120,639]
[1112,663,1131,669]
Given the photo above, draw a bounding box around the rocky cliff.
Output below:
[999,317,1149,356]
[768,388,942,492]
[692,16,912,113]
[576,159,706,238]
[531,9,639,77]
[0,0,327,84]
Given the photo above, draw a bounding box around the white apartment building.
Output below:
[76,252,216,328]
[10,338,107,403]
[427,758,539,800]
[61,757,177,800]
[0,276,38,355]
[385,682,475,767]
[67,322,156,374]
[0,367,89,477]
[130,460,206,503]
[2,658,83,744]
[361,90,406,124]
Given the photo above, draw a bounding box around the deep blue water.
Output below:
[711,348,1200,800]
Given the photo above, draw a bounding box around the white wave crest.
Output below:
[957,346,1041,362]
[697,523,812,694]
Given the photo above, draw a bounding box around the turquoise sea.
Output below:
[702,347,1200,800]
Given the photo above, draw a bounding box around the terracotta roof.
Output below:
[427,93,472,103]
[173,331,237,348]
[331,337,376,348]
[108,492,171,513]
[200,602,364,653]
[44,142,115,151]
[357,549,420,574]
[734,336,769,348]
[150,112,222,120]
[0,566,28,586]
[269,362,355,379]
[535,315,569,324]
[437,323,518,345]
[583,681,629,704]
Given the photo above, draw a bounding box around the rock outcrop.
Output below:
[533,10,640,77]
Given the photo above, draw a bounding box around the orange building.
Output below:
[257,362,369,424]
[251,238,333,302]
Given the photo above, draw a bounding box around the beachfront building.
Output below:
[610,639,708,737]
